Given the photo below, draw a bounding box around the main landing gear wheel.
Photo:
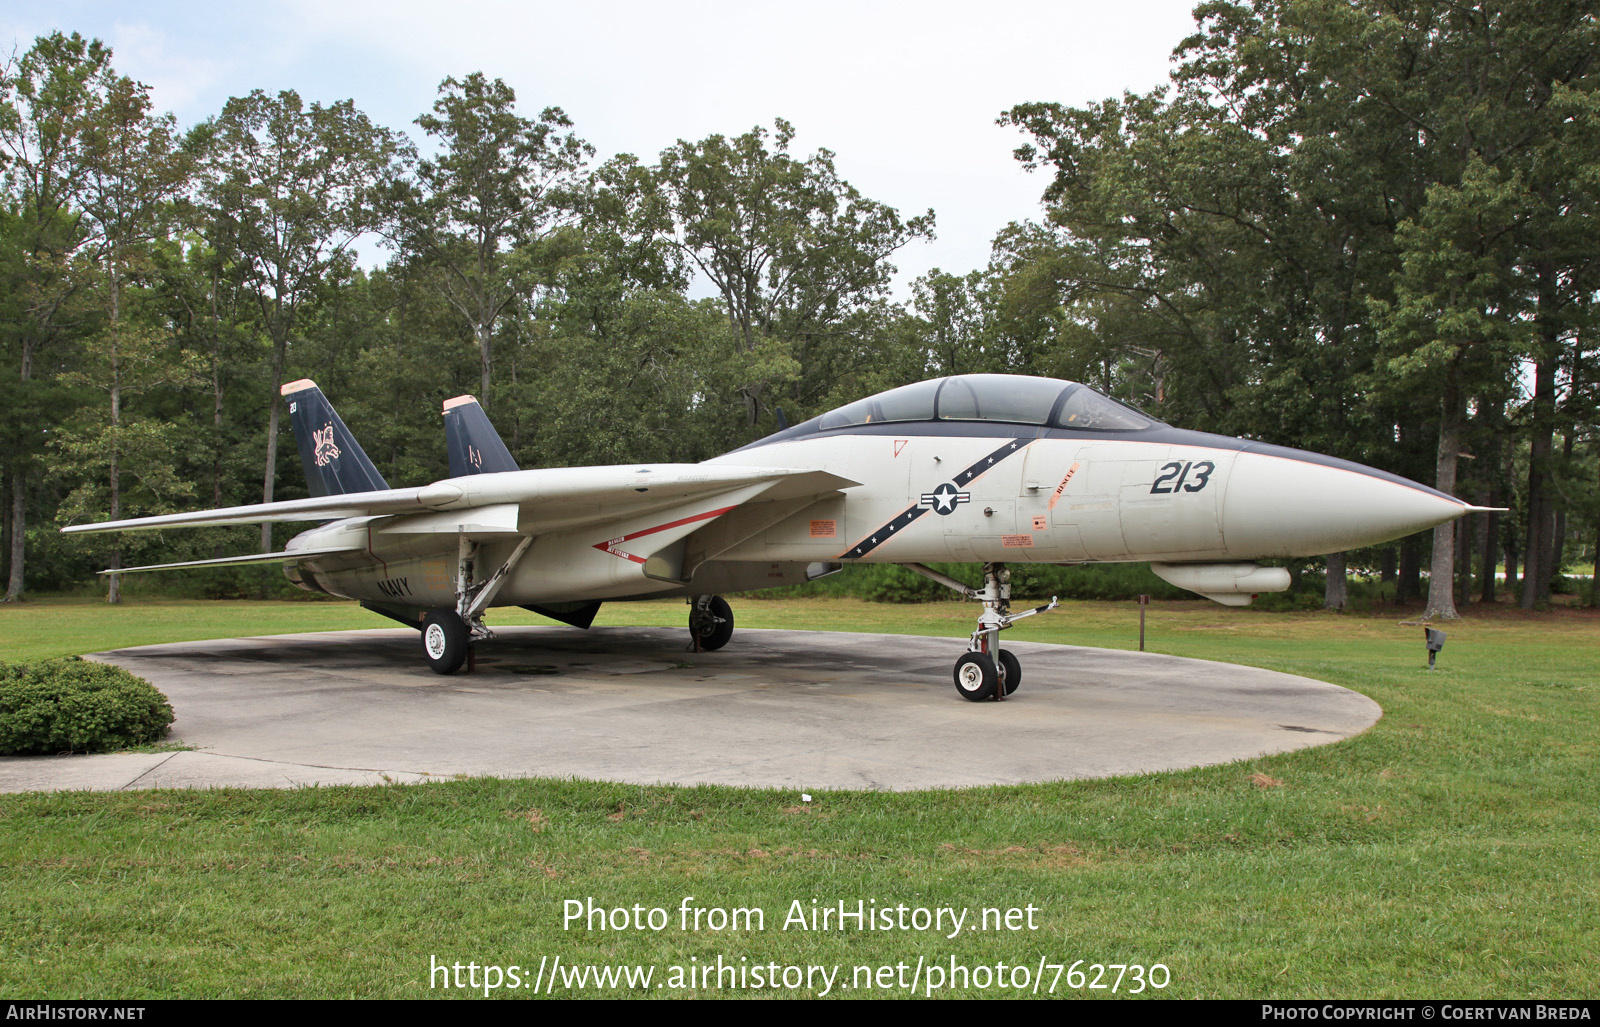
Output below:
[690,595,734,652]
[422,607,470,675]
[998,648,1022,696]
[419,534,535,674]
[953,652,998,701]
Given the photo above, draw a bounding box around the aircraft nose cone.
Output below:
[1223,448,1469,558]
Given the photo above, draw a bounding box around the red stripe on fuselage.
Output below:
[593,505,739,564]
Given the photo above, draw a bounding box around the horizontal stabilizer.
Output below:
[98,546,363,575]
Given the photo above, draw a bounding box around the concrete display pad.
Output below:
[0,627,1380,793]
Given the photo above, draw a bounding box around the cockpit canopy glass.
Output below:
[809,375,1153,432]
[1051,384,1152,430]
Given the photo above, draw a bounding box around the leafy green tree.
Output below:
[1514,81,1600,607]
[1319,0,1600,608]
[1003,0,1600,612]
[527,291,751,466]
[1374,161,1530,619]
[904,269,995,377]
[53,318,204,574]
[197,89,399,551]
[67,62,194,600]
[155,234,266,519]
[297,260,471,488]
[391,73,591,411]
[1001,91,1301,437]
[613,119,934,424]
[0,32,109,600]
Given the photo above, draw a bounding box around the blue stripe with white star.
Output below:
[837,438,1030,559]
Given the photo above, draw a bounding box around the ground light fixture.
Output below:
[1425,627,1447,670]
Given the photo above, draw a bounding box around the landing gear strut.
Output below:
[421,535,533,675]
[688,594,734,651]
[904,562,1058,702]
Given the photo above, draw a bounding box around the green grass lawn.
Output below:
[1,594,1597,998]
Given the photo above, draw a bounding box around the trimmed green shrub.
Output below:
[0,659,175,755]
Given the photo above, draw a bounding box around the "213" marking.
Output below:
[1150,460,1215,494]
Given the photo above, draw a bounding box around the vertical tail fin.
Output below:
[443,395,520,476]
[281,379,389,497]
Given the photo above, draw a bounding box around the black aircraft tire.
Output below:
[953,652,998,702]
[692,596,735,652]
[998,649,1022,695]
[422,608,469,675]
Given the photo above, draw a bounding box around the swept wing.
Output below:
[62,465,858,537]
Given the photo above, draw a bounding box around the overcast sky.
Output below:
[6,0,1201,295]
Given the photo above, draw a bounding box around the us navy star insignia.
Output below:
[919,482,971,515]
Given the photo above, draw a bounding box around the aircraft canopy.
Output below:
[812,374,1154,432]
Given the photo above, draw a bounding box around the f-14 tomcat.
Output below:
[65,374,1486,701]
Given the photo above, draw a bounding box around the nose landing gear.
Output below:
[904,561,1058,702]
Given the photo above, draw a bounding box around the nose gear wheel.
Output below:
[903,562,1057,702]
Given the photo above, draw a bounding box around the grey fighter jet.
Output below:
[65,375,1486,700]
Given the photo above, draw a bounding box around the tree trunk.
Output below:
[1529,499,1555,604]
[1456,507,1473,608]
[261,338,286,555]
[1592,455,1600,607]
[1423,385,1462,620]
[4,335,34,603]
[1398,536,1422,606]
[211,297,225,511]
[1522,272,1559,609]
[4,472,23,603]
[108,287,123,606]
[1550,429,1575,590]
[506,339,521,453]
[1324,551,1348,610]
[1592,507,1599,607]
[477,322,492,412]
[1551,506,1567,591]
[211,339,225,559]
[1480,492,1498,605]
[1592,525,1599,606]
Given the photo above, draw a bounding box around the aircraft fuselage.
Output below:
[284,422,1469,611]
